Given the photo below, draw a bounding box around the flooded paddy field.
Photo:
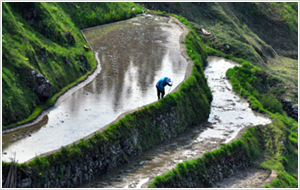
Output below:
[2,14,187,163]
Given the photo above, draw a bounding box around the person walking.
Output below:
[156,77,172,100]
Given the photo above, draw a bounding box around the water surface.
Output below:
[2,15,187,163]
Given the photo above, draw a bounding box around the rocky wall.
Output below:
[2,76,211,188]
[149,127,265,188]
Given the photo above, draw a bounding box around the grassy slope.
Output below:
[225,60,298,187]
[2,2,142,128]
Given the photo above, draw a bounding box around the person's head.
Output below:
[166,77,171,83]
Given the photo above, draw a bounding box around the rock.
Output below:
[32,70,52,100]
[78,55,88,72]
[281,99,298,121]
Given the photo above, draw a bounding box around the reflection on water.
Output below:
[2,15,187,163]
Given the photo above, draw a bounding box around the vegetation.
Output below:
[150,115,297,188]
[149,126,266,188]
[148,5,298,187]
[149,53,298,188]
[225,60,298,188]
[141,2,298,104]
[2,18,212,187]
[2,2,297,188]
[59,2,142,29]
[2,2,143,129]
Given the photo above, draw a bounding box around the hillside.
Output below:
[1,2,298,188]
[141,2,298,104]
[2,2,142,128]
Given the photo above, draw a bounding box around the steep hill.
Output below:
[2,2,142,128]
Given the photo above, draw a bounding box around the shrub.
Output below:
[259,93,283,114]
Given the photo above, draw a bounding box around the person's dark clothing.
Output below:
[156,85,165,99]
[156,77,172,99]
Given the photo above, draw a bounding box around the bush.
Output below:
[259,93,283,114]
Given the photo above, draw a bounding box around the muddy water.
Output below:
[2,15,187,163]
[80,57,271,188]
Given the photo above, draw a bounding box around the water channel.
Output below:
[80,56,272,188]
[2,14,187,163]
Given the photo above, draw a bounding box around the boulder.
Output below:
[31,70,52,100]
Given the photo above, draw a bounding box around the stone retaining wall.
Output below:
[2,19,212,187]
[149,127,265,188]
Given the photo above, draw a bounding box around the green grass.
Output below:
[2,2,143,128]
[266,56,298,104]
[264,171,298,188]
[225,60,286,115]
[252,2,298,33]
[59,2,143,29]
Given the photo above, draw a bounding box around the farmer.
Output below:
[156,77,172,100]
